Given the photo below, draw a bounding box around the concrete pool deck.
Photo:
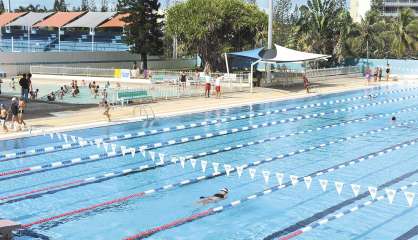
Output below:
[0,77,402,140]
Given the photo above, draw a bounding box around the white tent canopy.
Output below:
[263,44,330,63]
[7,12,53,27]
[64,12,116,28]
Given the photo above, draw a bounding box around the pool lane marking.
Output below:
[393,225,418,240]
[0,116,409,203]
[19,128,418,229]
[1,108,412,203]
[0,99,414,182]
[1,86,415,161]
[276,178,418,240]
[3,92,418,180]
[121,137,418,240]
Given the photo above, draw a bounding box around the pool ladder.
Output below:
[133,105,155,121]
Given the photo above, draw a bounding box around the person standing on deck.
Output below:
[19,74,30,102]
[204,71,211,98]
[386,64,391,81]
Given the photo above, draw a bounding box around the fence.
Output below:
[261,66,362,87]
[111,73,251,102]
[31,65,115,78]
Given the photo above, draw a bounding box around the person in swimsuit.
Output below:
[103,100,111,122]
[197,188,229,205]
[10,97,19,130]
[0,104,8,132]
[18,98,26,127]
[386,64,391,81]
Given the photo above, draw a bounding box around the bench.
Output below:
[117,90,153,105]
[0,220,21,240]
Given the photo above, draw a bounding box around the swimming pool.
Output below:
[2,83,418,240]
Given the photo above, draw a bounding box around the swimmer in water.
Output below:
[197,188,229,205]
[391,116,396,122]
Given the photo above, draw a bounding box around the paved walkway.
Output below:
[0,77,394,140]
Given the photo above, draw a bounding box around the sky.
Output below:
[7,0,308,11]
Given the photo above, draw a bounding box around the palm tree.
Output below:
[345,10,386,59]
[292,0,349,66]
[392,8,418,58]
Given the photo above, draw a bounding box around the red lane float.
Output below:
[0,168,31,177]
[0,180,84,201]
[21,192,146,228]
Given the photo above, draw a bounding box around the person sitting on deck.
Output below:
[197,188,229,205]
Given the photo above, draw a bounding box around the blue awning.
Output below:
[228,48,263,60]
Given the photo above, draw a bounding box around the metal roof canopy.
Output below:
[99,13,129,28]
[7,12,53,27]
[0,12,27,27]
[33,12,85,28]
[64,12,116,28]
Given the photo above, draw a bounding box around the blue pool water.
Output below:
[2,83,418,240]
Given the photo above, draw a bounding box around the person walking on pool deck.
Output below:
[10,97,19,130]
[18,98,27,128]
[198,188,229,205]
[103,101,111,122]
[0,104,8,132]
[303,74,310,93]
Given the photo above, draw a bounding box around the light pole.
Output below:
[268,0,273,49]
[266,0,273,83]
[8,0,11,12]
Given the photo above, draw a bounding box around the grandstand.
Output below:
[0,11,129,52]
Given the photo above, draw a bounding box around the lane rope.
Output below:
[121,137,418,239]
[2,93,418,180]
[1,110,414,203]
[19,125,418,230]
[1,86,413,161]
[2,107,415,203]
[278,179,418,240]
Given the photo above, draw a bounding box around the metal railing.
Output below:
[30,65,116,78]
[261,66,363,87]
[305,66,362,80]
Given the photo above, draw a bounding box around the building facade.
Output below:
[350,0,417,21]
[382,0,418,17]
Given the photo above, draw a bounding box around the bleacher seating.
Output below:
[0,29,129,52]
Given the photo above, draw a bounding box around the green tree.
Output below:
[53,0,67,11]
[392,8,418,57]
[371,0,384,14]
[166,0,267,71]
[54,0,60,11]
[100,0,109,12]
[81,0,89,11]
[0,0,5,13]
[345,10,386,59]
[292,0,351,65]
[89,0,97,11]
[273,0,292,46]
[118,0,164,70]
[16,4,48,12]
